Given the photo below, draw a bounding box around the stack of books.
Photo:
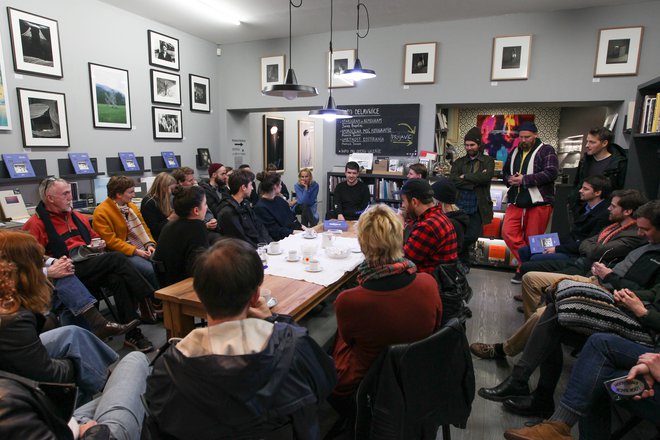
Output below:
[639,93,660,133]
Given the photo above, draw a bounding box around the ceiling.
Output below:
[98,0,640,45]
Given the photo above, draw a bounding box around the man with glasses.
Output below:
[450,126,495,268]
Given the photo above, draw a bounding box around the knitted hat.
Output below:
[518,122,538,133]
[431,177,457,204]
[399,178,435,201]
[464,127,482,145]
[208,163,223,176]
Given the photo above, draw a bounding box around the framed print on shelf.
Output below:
[263,116,285,172]
[189,74,210,112]
[0,30,12,130]
[88,63,131,129]
[152,106,182,140]
[16,88,69,148]
[7,8,63,78]
[328,49,355,88]
[261,55,285,91]
[150,69,181,105]
[491,35,532,81]
[298,120,315,170]
[403,42,437,84]
[594,26,644,77]
[148,30,180,71]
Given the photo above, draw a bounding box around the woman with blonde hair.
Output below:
[292,168,319,227]
[330,204,442,413]
[0,231,118,403]
[141,172,177,240]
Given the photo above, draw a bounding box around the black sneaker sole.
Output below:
[123,339,155,353]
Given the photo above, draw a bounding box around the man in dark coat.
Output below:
[199,162,229,218]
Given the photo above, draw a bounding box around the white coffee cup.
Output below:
[268,242,281,254]
[321,232,336,249]
[304,229,316,238]
[301,243,317,263]
[288,249,298,260]
[308,259,321,271]
[260,288,272,303]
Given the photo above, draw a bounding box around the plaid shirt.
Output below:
[404,205,458,273]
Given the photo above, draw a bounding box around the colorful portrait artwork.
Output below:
[476,114,535,160]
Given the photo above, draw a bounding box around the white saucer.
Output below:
[286,256,301,262]
[267,297,278,308]
[267,249,283,255]
[302,234,317,239]
[351,248,362,253]
[304,266,323,272]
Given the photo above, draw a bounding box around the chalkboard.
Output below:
[336,104,420,156]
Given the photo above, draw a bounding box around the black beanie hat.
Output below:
[431,177,457,204]
[464,127,481,145]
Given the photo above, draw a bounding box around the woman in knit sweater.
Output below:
[254,172,303,241]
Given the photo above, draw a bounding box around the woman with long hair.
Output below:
[0,230,118,403]
[292,168,319,227]
[141,172,178,240]
[254,171,303,241]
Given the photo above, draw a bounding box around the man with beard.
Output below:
[450,127,495,267]
[327,161,371,221]
[200,163,229,218]
[502,122,559,283]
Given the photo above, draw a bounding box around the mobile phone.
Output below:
[604,375,647,401]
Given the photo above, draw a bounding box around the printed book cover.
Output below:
[68,153,95,174]
[2,154,36,178]
[529,232,560,254]
[118,152,139,171]
[161,151,179,169]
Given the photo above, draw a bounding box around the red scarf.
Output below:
[597,221,636,244]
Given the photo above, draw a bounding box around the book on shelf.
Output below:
[2,154,36,178]
[118,152,139,172]
[373,157,388,174]
[68,153,95,175]
[161,151,179,169]
[0,190,30,222]
[639,93,660,134]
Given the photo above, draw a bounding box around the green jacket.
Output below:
[450,153,495,225]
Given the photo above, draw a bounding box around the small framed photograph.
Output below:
[594,26,644,77]
[17,88,69,148]
[491,35,532,81]
[148,30,180,71]
[152,106,182,140]
[0,30,12,130]
[298,120,315,170]
[403,42,437,84]
[261,55,285,90]
[88,63,132,129]
[7,8,63,78]
[263,116,285,172]
[189,74,210,112]
[328,49,356,88]
[150,69,181,105]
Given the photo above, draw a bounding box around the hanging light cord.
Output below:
[329,0,334,97]
[355,1,370,58]
[289,0,302,70]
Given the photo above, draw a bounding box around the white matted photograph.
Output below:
[17,88,69,148]
[0,30,12,130]
[152,106,182,140]
[189,74,210,112]
[298,120,315,170]
[328,49,356,88]
[88,63,131,129]
[148,30,180,71]
[491,35,532,81]
[7,8,63,78]
[403,42,437,84]
[261,55,285,90]
[594,26,644,77]
[150,69,181,105]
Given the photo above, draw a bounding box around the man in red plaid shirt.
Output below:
[401,179,458,273]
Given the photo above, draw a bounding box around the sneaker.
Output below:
[511,272,523,284]
[513,294,523,302]
[123,328,154,352]
[470,342,505,360]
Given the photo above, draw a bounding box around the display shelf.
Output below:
[57,158,105,180]
[0,159,48,185]
[629,75,660,199]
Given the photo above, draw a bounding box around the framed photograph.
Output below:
[328,49,356,88]
[263,116,284,172]
[594,26,644,77]
[261,55,285,90]
[189,74,210,112]
[16,88,69,148]
[150,69,181,105]
[403,42,437,84]
[298,120,315,170]
[88,63,131,129]
[7,8,63,78]
[152,106,182,140]
[491,35,532,81]
[0,31,12,130]
[148,30,180,71]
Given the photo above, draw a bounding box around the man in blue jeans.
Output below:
[503,333,659,440]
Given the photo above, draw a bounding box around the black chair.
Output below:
[354,318,475,440]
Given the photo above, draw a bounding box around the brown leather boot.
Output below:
[504,420,572,440]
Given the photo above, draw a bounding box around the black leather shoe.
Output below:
[478,376,529,402]
[93,319,140,340]
[503,395,554,418]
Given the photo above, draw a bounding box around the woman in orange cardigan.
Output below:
[92,176,159,290]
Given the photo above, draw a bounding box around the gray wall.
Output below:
[0,0,219,203]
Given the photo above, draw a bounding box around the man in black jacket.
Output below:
[146,239,336,440]
[327,161,371,221]
[199,162,229,218]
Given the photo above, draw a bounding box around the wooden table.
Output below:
[155,222,358,338]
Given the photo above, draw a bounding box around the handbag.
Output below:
[69,245,104,263]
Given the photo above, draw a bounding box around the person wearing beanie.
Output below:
[450,127,495,268]
[199,163,229,219]
[502,122,558,284]
[432,178,469,260]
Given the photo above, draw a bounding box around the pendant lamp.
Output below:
[309,0,351,121]
[262,0,318,100]
[338,0,376,81]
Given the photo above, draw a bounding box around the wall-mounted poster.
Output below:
[88,63,131,129]
[0,30,11,130]
[298,120,315,170]
[7,8,63,78]
[148,30,179,71]
[17,88,69,148]
[263,116,284,172]
[476,114,535,158]
[152,107,183,140]
[150,69,181,105]
[189,74,210,112]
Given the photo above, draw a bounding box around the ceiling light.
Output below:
[196,0,241,25]
[338,1,376,82]
[262,0,318,99]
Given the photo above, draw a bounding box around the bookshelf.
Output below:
[630,75,660,199]
[326,172,407,212]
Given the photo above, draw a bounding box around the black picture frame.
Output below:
[148,30,180,71]
[189,74,210,112]
[263,115,285,172]
[150,69,181,106]
[17,87,70,148]
[88,63,132,129]
[7,7,63,78]
[152,106,182,140]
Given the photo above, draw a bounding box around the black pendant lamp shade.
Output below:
[338,1,376,81]
[309,96,351,120]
